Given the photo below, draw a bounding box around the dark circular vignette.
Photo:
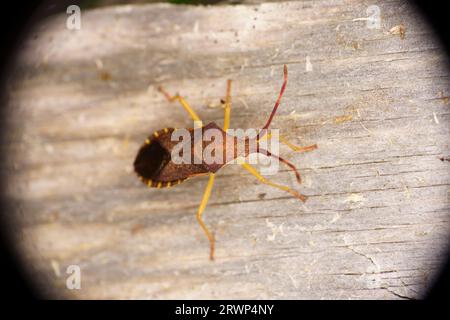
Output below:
[0,0,448,300]
[0,1,62,300]
[409,1,450,301]
[0,0,91,300]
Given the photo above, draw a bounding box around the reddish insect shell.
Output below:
[134,122,255,188]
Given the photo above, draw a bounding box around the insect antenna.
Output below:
[257,64,288,141]
[255,65,303,185]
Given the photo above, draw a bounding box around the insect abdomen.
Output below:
[138,176,186,189]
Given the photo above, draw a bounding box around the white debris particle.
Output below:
[403,185,411,199]
[433,112,439,124]
[193,20,199,33]
[271,48,279,59]
[344,193,365,203]
[352,17,369,22]
[265,218,285,241]
[305,55,313,72]
[329,213,341,224]
[44,144,55,154]
[287,273,298,289]
[95,58,103,70]
[238,98,249,109]
[50,259,61,278]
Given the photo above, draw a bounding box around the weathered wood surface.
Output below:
[5,0,450,299]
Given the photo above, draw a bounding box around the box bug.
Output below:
[134,65,317,260]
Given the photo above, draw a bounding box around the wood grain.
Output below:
[4,0,450,299]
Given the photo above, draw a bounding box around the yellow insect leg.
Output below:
[223,79,232,131]
[259,133,318,153]
[196,173,216,261]
[158,86,202,122]
[241,163,307,202]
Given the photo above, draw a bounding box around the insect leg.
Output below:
[281,141,318,153]
[259,133,318,153]
[223,79,232,131]
[157,86,202,122]
[240,163,307,202]
[196,173,216,261]
[258,148,302,183]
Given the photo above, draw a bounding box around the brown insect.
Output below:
[134,65,317,260]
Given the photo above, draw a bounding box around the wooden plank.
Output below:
[5,0,450,299]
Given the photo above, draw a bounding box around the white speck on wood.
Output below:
[433,112,439,124]
[305,55,313,72]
